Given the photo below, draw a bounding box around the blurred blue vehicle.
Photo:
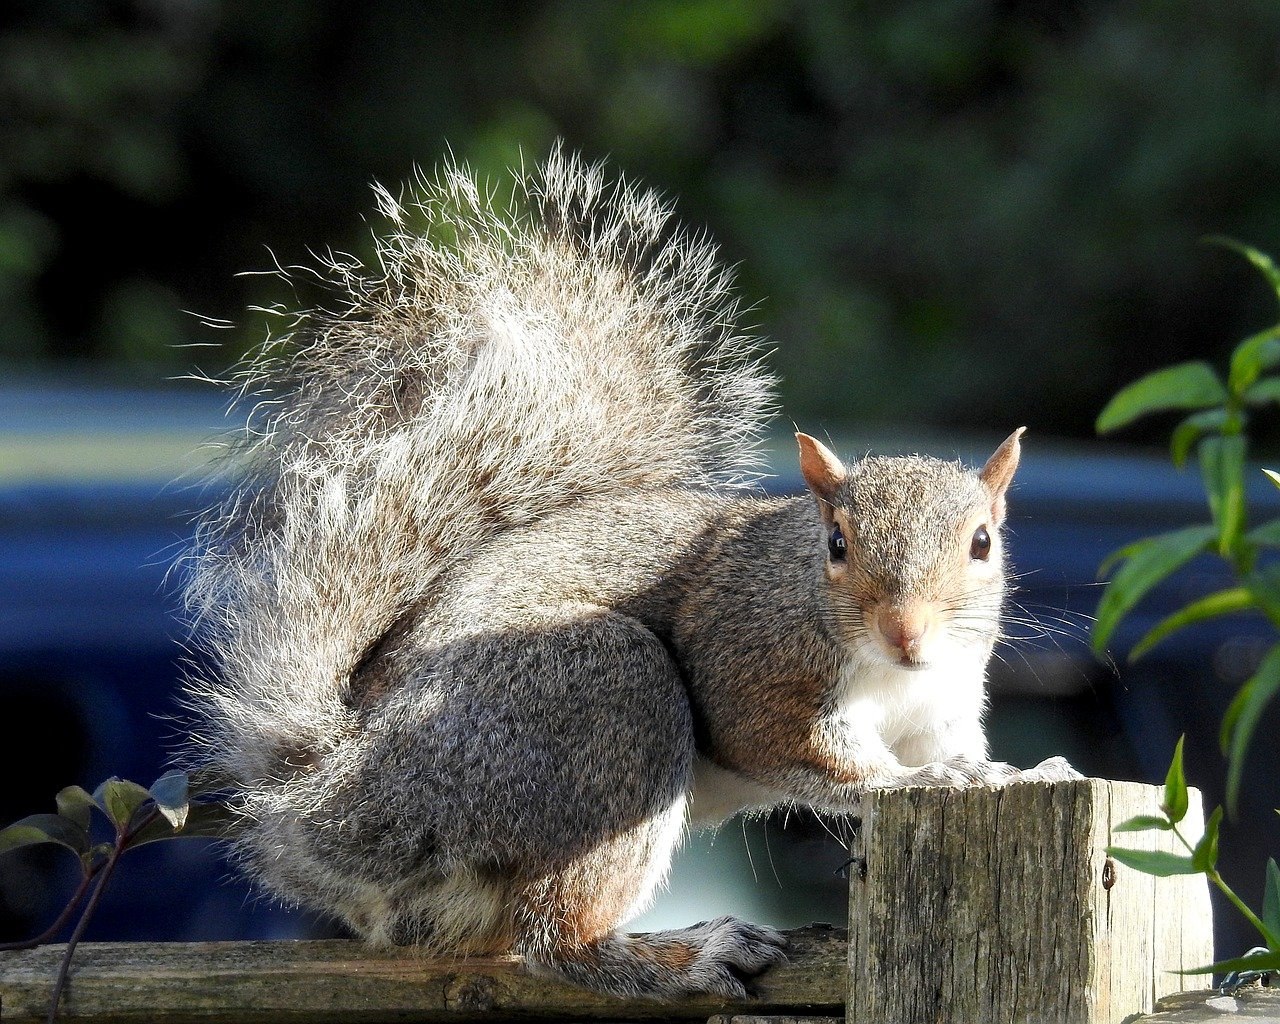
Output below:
[1,380,1275,957]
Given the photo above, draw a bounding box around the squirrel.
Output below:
[179,146,1078,1002]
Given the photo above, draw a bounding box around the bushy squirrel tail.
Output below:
[179,146,776,789]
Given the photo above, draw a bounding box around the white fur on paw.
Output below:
[896,761,972,788]
[900,756,1020,788]
[879,755,1081,793]
[974,759,1022,786]
[1012,755,1083,783]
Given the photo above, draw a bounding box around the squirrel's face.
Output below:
[796,429,1024,672]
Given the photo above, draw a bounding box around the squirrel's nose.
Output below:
[876,605,930,659]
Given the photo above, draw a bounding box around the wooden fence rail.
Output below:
[0,928,844,1023]
[0,779,1244,1024]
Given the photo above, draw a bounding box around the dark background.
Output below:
[5,0,1280,436]
[2,0,1279,967]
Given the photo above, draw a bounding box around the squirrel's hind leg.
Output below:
[472,609,787,1001]
[513,829,788,1001]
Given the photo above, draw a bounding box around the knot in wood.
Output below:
[444,973,499,1011]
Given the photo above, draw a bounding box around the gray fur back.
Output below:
[179,147,776,795]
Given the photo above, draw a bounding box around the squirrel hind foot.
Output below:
[684,915,790,997]
[523,915,787,1001]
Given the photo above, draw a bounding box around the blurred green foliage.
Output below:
[1093,240,1280,816]
[2,0,1279,437]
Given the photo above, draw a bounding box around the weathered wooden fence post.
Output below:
[846,778,1214,1024]
[1,780,1224,1023]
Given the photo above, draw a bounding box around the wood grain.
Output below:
[847,778,1215,1024]
[0,925,844,1023]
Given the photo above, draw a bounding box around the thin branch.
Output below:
[44,844,124,1024]
[0,864,101,952]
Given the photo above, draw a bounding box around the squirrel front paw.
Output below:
[886,756,1014,788]
[1008,755,1083,784]
[884,754,1081,790]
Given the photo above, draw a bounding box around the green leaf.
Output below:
[1170,409,1228,469]
[1264,858,1280,944]
[1191,805,1222,872]
[1112,814,1173,832]
[92,778,152,832]
[1199,434,1247,557]
[1222,674,1253,753]
[1247,567,1280,624]
[1177,949,1280,975]
[0,813,89,856]
[1221,644,1280,817]
[1229,325,1280,396]
[1092,525,1217,653]
[1105,846,1198,877]
[1245,378,1280,408]
[55,785,97,833]
[126,799,237,848]
[1247,516,1280,548]
[1204,235,1280,306]
[1096,362,1228,434]
[1129,587,1254,661]
[1161,735,1189,825]
[148,770,189,829]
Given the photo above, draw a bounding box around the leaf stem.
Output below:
[0,865,100,952]
[44,840,124,1024]
[1208,867,1277,949]
[0,807,160,956]
[1174,823,1277,949]
[121,806,159,844]
[39,804,166,1022]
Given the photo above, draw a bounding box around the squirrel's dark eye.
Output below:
[970,525,992,561]
[828,524,847,561]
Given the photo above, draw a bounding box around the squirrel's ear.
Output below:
[796,433,846,511]
[979,427,1025,523]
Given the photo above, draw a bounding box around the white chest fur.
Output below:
[687,642,993,828]
[833,644,991,767]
